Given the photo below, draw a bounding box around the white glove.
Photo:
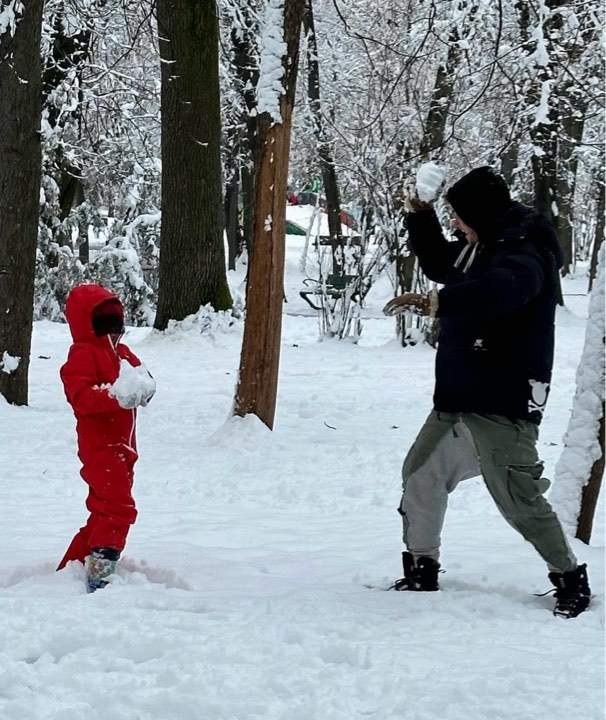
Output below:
[140,372,156,407]
[110,362,156,410]
[116,392,142,410]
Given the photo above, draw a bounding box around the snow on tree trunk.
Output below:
[551,242,605,543]
[0,0,44,405]
[234,0,304,430]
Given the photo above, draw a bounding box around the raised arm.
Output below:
[407,208,467,284]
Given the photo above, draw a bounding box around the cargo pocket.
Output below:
[493,449,551,513]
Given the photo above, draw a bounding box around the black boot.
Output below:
[391,551,440,591]
[548,564,591,618]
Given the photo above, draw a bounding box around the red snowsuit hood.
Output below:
[65,284,123,342]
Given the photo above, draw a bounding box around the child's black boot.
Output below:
[85,547,120,593]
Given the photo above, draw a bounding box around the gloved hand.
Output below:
[400,180,432,213]
[116,392,143,410]
[139,370,156,407]
[110,363,156,410]
[383,290,439,318]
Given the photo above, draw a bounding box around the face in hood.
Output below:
[446,166,512,239]
[65,284,124,342]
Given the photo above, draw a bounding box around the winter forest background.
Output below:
[0,1,605,718]
[3,0,604,330]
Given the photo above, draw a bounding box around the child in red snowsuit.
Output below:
[57,284,154,591]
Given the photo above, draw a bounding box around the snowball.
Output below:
[416,162,447,203]
[109,360,156,409]
[0,352,20,375]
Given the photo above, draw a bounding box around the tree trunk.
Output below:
[234,0,304,429]
[589,181,605,292]
[42,9,92,251]
[555,81,588,276]
[0,0,44,405]
[154,0,232,330]
[241,163,255,256]
[303,0,342,273]
[518,0,595,279]
[576,401,605,544]
[224,173,241,271]
[419,29,461,160]
[230,8,260,254]
[517,1,559,231]
[500,141,519,188]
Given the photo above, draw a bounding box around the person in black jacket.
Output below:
[383,167,591,618]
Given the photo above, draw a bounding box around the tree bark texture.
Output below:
[556,83,587,275]
[230,8,260,255]
[234,0,304,429]
[154,0,232,330]
[589,184,604,292]
[576,400,605,544]
[42,8,92,251]
[519,0,596,277]
[0,0,44,405]
[224,173,241,271]
[303,0,343,273]
[500,141,519,188]
[419,29,461,160]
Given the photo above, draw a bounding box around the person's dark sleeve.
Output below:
[407,209,467,284]
[437,252,544,318]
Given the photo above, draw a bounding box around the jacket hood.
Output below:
[446,166,512,237]
[497,202,564,268]
[65,284,123,342]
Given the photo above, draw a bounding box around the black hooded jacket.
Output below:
[408,167,562,424]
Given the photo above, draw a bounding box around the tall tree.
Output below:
[303,0,343,273]
[589,179,605,291]
[234,0,304,429]
[518,0,601,276]
[231,2,261,256]
[0,0,45,405]
[154,0,232,330]
[41,3,95,265]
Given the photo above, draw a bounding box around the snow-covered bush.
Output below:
[160,304,241,339]
[88,234,155,327]
[34,244,86,321]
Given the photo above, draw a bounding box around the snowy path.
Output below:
[0,295,603,719]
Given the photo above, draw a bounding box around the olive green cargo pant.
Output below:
[399,411,577,573]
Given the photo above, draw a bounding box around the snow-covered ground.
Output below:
[0,260,603,719]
